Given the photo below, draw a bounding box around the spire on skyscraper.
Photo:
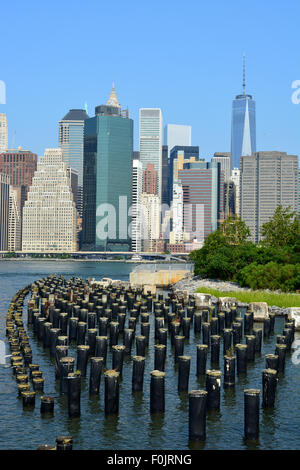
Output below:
[107,82,121,108]
[242,53,246,95]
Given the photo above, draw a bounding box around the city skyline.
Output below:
[0,1,299,160]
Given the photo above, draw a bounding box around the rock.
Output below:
[195,293,212,308]
[248,302,269,321]
[111,279,123,286]
[287,307,300,330]
[218,297,237,310]
[181,290,190,305]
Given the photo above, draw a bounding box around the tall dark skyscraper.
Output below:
[82,85,133,251]
[161,145,169,205]
[231,55,256,170]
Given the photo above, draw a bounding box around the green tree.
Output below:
[220,215,251,245]
[260,206,300,248]
[5,251,16,258]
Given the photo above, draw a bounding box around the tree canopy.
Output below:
[260,205,300,248]
[189,211,300,292]
[220,215,251,245]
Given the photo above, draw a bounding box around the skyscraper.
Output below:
[240,151,298,243]
[298,169,300,214]
[168,146,199,205]
[139,108,163,198]
[231,56,256,170]
[59,109,89,215]
[223,181,236,218]
[231,168,241,216]
[8,186,21,251]
[169,181,185,244]
[0,149,37,204]
[164,124,191,158]
[143,163,158,194]
[161,145,169,205]
[212,153,231,183]
[131,159,143,252]
[178,161,225,243]
[0,114,8,153]
[140,193,161,252]
[0,173,9,250]
[22,148,77,252]
[82,85,133,251]
[0,149,37,246]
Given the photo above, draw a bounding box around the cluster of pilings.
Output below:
[6,284,48,411]
[7,274,295,447]
[188,302,294,442]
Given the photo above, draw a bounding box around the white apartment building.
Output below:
[141,193,161,252]
[169,181,189,244]
[130,159,143,252]
[0,172,9,250]
[8,186,21,251]
[231,167,241,216]
[0,114,8,153]
[22,148,77,252]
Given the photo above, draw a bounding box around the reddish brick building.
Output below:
[143,163,158,195]
[0,149,37,210]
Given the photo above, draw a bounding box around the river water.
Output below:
[0,260,299,450]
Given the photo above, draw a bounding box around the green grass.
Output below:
[195,287,300,308]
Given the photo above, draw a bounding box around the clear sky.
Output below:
[1,0,299,160]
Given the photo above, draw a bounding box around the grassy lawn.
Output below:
[195,287,300,308]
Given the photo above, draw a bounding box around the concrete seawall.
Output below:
[130,269,191,287]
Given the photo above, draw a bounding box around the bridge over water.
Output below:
[0,251,190,262]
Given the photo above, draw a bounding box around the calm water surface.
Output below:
[0,260,299,450]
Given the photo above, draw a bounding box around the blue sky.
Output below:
[1,0,299,160]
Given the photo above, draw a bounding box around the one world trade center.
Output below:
[231,55,256,170]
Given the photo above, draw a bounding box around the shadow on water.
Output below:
[236,373,250,388]
[242,437,261,450]
[66,416,82,441]
[188,439,206,450]
[88,393,102,414]
[148,413,165,441]
[196,375,206,389]
[102,413,120,439]
[223,385,236,407]
[177,391,189,413]
[132,390,145,409]
[261,407,276,443]
[206,408,223,443]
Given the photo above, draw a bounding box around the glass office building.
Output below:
[59,109,89,215]
[180,160,224,235]
[139,108,163,199]
[82,88,133,251]
[231,93,256,170]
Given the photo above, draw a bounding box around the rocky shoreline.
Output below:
[171,275,296,318]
